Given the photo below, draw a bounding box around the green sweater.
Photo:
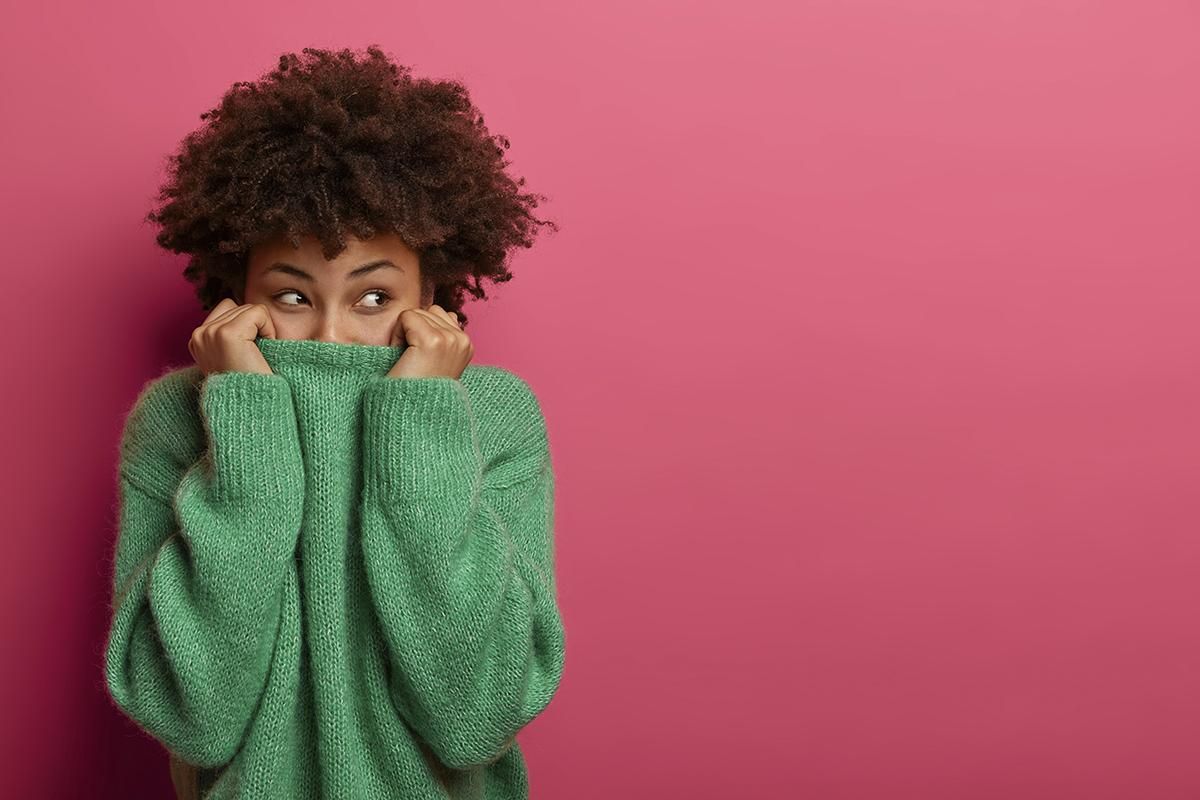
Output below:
[104,336,566,799]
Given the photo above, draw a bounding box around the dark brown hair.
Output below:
[145,45,557,328]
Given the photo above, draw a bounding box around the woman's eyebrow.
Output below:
[265,260,402,281]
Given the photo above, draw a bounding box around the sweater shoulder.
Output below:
[461,364,546,425]
[118,364,206,499]
[460,364,550,455]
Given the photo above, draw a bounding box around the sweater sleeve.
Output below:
[104,370,306,768]
[358,372,566,771]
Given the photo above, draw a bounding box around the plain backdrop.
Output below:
[2,1,1198,798]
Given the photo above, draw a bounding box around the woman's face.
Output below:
[242,232,432,345]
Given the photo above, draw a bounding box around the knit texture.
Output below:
[104,337,565,799]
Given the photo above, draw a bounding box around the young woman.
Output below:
[104,46,565,799]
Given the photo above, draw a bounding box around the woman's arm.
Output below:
[358,371,566,771]
[104,370,306,768]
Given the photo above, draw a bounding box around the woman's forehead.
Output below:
[248,232,419,277]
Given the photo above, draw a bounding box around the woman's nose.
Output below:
[313,317,342,343]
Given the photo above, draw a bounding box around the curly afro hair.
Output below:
[145,45,558,329]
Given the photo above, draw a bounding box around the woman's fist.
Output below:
[189,299,278,377]
[385,304,473,380]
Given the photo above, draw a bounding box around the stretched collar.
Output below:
[255,337,407,375]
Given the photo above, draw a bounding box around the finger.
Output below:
[198,299,258,338]
[393,307,451,348]
[422,304,461,329]
[199,298,241,329]
[201,304,253,340]
[236,303,276,339]
[424,303,456,321]
[207,303,273,342]
[411,310,460,340]
[193,302,253,357]
[388,310,415,348]
[251,304,277,339]
[194,303,243,346]
[413,305,460,333]
[405,307,447,334]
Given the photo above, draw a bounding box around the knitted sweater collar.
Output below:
[254,336,409,376]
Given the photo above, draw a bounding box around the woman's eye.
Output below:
[359,290,391,308]
[275,291,307,306]
[271,290,389,308]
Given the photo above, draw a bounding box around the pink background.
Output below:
[3,1,1199,797]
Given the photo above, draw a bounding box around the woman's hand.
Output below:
[189,298,278,377]
[386,304,473,380]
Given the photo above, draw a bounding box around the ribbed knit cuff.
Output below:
[199,371,306,504]
[360,375,479,500]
